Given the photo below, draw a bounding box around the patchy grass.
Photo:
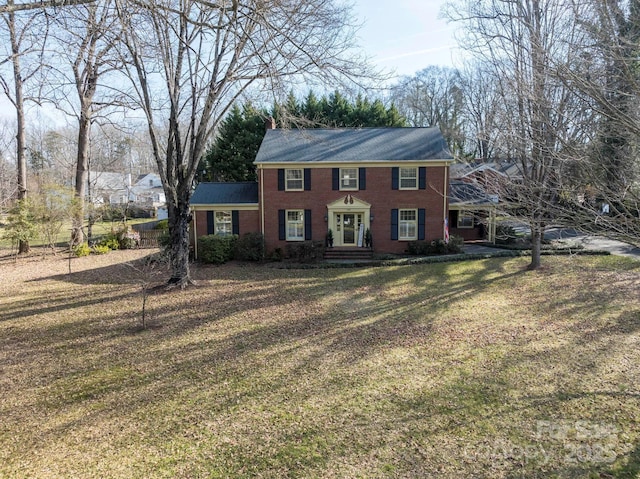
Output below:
[1,251,639,478]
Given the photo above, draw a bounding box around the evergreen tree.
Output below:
[202,91,406,182]
[203,103,267,182]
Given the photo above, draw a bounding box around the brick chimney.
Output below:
[265,116,276,131]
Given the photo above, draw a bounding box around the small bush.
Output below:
[98,235,121,250]
[92,244,110,255]
[199,234,238,264]
[407,235,464,256]
[108,225,140,249]
[448,235,464,253]
[234,232,264,261]
[99,206,127,222]
[73,243,91,257]
[285,241,325,263]
[154,219,169,230]
[270,248,283,262]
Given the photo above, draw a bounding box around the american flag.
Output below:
[444,218,449,244]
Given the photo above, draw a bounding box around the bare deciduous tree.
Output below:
[391,66,467,155]
[0,1,50,253]
[115,0,374,286]
[0,0,96,14]
[45,0,123,245]
[555,0,640,246]
[446,0,590,269]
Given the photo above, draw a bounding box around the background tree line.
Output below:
[201,90,405,182]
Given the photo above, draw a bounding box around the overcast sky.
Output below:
[350,0,460,79]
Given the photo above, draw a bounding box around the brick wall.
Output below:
[260,166,448,254]
[193,209,259,238]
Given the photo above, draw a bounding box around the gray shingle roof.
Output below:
[191,182,258,205]
[449,181,496,206]
[254,128,453,164]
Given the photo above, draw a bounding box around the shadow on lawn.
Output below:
[4,254,640,477]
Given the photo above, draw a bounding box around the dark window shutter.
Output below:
[304,209,312,240]
[304,168,311,191]
[391,209,399,240]
[419,167,427,190]
[359,168,366,190]
[278,210,286,240]
[206,211,214,235]
[392,167,399,190]
[332,168,339,190]
[418,208,426,240]
[278,169,285,191]
[232,210,239,235]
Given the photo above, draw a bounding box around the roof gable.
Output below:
[255,128,453,164]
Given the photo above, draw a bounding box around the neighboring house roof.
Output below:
[90,171,131,191]
[494,161,524,178]
[191,182,259,205]
[254,127,453,164]
[135,173,163,188]
[450,162,508,180]
[449,180,498,206]
[450,160,529,180]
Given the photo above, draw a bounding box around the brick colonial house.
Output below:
[190,127,495,258]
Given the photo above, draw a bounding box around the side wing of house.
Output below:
[189,182,260,259]
[448,180,498,242]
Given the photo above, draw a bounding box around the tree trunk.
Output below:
[167,194,192,287]
[71,111,91,246]
[529,223,543,270]
[8,1,29,254]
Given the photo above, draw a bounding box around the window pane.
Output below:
[458,212,474,228]
[286,210,304,240]
[400,210,416,221]
[287,210,302,221]
[286,169,303,190]
[340,168,357,189]
[215,211,232,235]
[400,168,417,189]
[399,209,417,240]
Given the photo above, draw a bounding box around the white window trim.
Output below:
[340,168,358,191]
[399,167,418,190]
[285,169,304,191]
[286,209,305,241]
[457,211,474,229]
[399,208,418,240]
[215,210,232,236]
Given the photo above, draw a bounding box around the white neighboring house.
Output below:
[89,172,167,218]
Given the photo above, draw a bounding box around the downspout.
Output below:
[443,163,449,239]
[193,209,198,260]
[260,166,265,236]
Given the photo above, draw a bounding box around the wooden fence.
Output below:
[137,229,164,249]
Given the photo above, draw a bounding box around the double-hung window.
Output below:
[285,169,304,191]
[399,167,418,189]
[399,209,417,240]
[215,211,232,235]
[340,168,358,190]
[457,211,474,228]
[286,210,305,241]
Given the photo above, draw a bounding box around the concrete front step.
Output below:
[324,247,373,260]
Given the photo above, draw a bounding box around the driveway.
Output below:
[471,225,640,260]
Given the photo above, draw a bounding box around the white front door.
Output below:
[336,212,363,246]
